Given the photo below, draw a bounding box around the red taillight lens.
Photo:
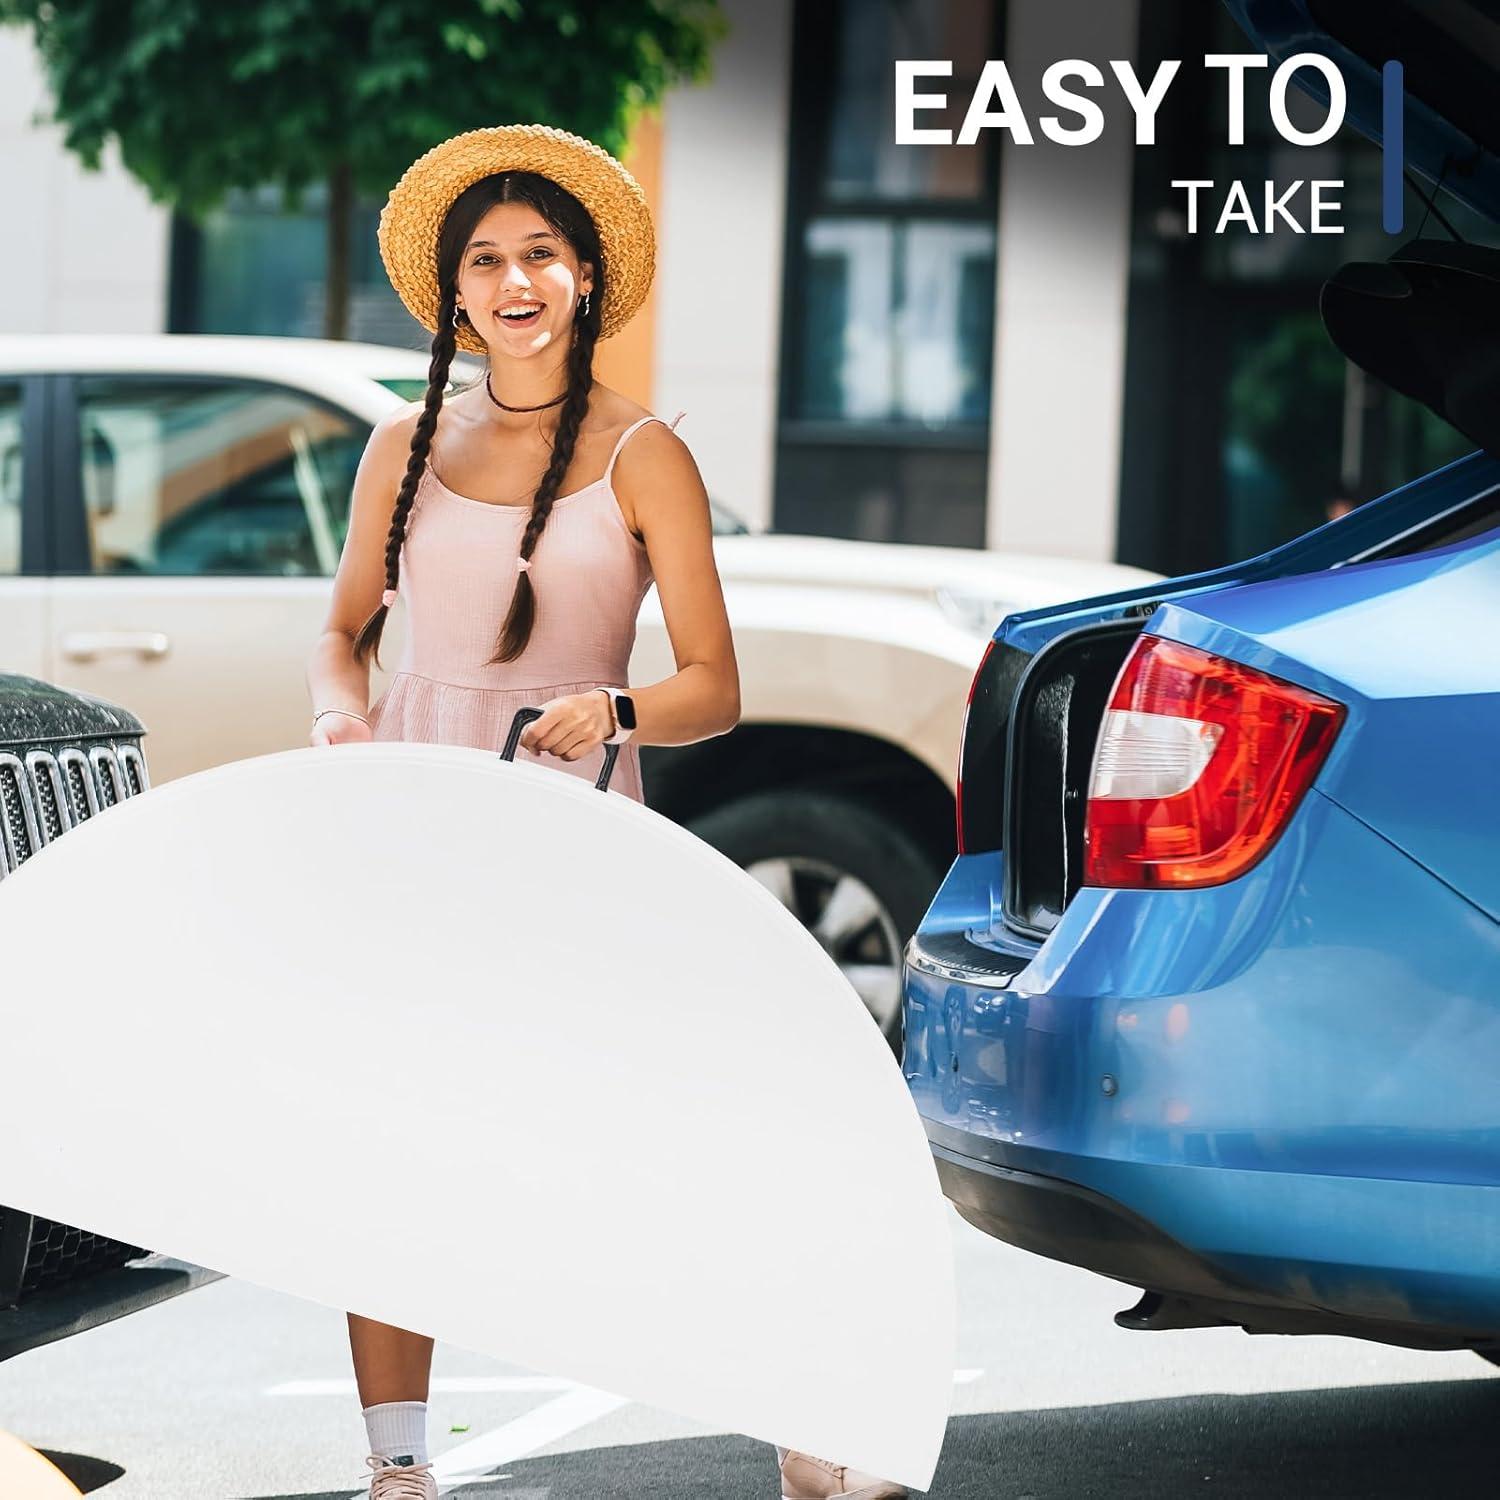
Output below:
[1083,635,1344,889]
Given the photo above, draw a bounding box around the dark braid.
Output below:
[351,167,604,669]
[488,294,601,664]
[353,285,459,669]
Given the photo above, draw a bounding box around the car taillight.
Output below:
[1083,635,1344,889]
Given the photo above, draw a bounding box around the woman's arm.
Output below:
[523,419,740,762]
[305,406,419,743]
[615,421,741,745]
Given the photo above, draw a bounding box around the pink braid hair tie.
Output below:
[381,588,398,608]
[515,556,532,573]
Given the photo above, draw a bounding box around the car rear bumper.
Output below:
[906,793,1500,1342]
[930,1125,1500,1347]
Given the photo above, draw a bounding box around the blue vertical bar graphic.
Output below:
[1382,60,1404,234]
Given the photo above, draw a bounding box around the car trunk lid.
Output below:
[1224,0,1500,223]
[960,457,1500,938]
[1226,5,1500,458]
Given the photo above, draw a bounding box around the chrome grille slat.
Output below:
[24,752,73,844]
[0,742,147,884]
[88,745,124,807]
[117,744,150,797]
[57,747,101,826]
[0,753,41,876]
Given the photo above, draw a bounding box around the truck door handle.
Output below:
[60,631,171,663]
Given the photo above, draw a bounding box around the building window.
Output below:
[169,184,424,350]
[775,0,1003,547]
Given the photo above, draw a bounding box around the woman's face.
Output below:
[455,201,594,361]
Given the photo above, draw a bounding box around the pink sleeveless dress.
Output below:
[366,411,684,803]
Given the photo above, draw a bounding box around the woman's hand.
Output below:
[520,691,614,762]
[310,710,374,748]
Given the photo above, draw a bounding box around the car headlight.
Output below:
[934,586,1016,638]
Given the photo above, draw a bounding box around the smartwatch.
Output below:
[600,688,637,744]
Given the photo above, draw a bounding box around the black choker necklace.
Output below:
[486,371,566,414]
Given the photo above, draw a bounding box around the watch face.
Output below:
[616,693,637,731]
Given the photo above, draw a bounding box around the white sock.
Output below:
[363,1400,429,1465]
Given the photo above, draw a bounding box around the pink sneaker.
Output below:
[365,1453,437,1499]
[779,1448,908,1499]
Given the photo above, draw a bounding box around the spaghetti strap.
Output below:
[603,412,686,485]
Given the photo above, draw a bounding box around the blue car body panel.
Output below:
[908,0,1500,1345]
[910,789,1500,1329]
[907,493,1500,1338]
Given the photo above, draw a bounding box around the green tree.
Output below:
[1,0,725,338]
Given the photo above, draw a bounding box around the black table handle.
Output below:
[501,706,619,791]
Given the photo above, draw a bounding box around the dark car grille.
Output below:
[0,737,152,1307]
[0,1209,148,1303]
[1004,622,1143,935]
[0,743,149,880]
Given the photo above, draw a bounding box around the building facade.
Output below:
[1,2,1477,573]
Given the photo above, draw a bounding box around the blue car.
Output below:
[904,0,1500,1358]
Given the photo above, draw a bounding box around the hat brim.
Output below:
[378,123,655,351]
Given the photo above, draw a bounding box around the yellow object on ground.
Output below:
[0,1431,82,1497]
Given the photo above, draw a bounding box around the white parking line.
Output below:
[334,1382,630,1498]
[269,1375,578,1397]
[315,1367,977,1496]
[430,1387,630,1492]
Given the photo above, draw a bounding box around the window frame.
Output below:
[50,371,373,579]
[775,0,1006,440]
[773,0,1006,540]
[0,374,55,578]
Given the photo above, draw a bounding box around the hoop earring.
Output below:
[453,306,464,328]
[579,291,591,318]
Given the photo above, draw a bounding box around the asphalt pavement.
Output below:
[2,1207,1494,1499]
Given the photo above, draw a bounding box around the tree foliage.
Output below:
[0,0,724,215]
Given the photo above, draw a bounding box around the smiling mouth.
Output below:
[496,302,544,327]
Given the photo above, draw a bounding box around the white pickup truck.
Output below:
[0,335,1156,1043]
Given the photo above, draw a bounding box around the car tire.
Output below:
[686,790,946,1053]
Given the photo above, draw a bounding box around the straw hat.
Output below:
[378,122,655,352]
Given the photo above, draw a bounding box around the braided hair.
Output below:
[493,280,598,663]
[352,286,457,670]
[353,170,605,670]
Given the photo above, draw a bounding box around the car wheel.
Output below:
[686,790,946,1051]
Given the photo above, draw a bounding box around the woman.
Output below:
[305,123,902,1500]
